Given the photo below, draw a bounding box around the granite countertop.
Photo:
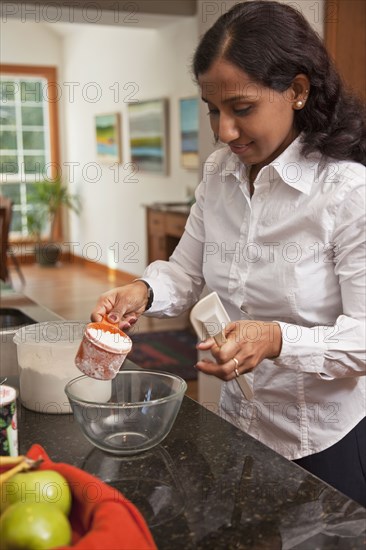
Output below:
[14,365,366,549]
[2,291,366,548]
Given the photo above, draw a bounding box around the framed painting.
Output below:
[179,97,199,170]
[128,99,169,175]
[95,113,122,163]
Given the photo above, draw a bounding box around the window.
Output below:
[0,65,60,238]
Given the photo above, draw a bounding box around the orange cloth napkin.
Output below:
[25,444,157,550]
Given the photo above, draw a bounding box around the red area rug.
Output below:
[128,330,198,381]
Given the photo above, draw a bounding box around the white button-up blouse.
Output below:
[143,137,366,460]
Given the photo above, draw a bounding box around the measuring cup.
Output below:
[75,316,132,380]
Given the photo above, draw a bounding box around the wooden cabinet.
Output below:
[325,0,366,101]
[147,210,167,262]
[146,204,190,263]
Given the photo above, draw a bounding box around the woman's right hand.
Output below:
[91,281,150,330]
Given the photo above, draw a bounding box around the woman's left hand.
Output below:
[195,321,282,381]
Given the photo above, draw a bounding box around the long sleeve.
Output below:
[274,176,366,379]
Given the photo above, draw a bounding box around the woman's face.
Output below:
[198,59,300,175]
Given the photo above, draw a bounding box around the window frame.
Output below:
[0,64,61,241]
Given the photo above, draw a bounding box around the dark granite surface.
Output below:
[13,361,366,549]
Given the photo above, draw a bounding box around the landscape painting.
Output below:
[179,97,198,170]
[128,99,168,174]
[95,113,121,163]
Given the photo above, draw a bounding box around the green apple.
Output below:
[0,470,72,515]
[0,501,72,549]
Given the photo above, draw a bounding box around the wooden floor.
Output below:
[10,261,198,400]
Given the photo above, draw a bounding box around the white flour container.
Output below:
[13,321,111,414]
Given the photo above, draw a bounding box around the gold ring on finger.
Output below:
[232,357,240,377]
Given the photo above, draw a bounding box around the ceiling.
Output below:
[0,0,198,28]
[0,0,197,30]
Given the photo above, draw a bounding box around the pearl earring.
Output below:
[295,100,304,108]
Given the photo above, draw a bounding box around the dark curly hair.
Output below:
[193,0,366,165]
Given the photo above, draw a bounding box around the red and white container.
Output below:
[75,317,132,380]
[0,385,18,456]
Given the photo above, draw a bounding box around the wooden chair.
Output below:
[0,195,25,285]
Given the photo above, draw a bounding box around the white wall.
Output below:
[62,17,198,275]
[1,16,199,275]
[0,19,63,66]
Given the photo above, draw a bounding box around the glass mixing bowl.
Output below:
[65,370,187,455]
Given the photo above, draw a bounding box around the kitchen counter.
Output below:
[0,284,62,326]
[2,290,366,548]
[0,285,62,379]
[12,368,366,548]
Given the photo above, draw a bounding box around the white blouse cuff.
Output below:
[273,321,331,378]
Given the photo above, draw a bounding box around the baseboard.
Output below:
[9,244,137,284]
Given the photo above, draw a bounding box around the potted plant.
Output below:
[27,179,80,266]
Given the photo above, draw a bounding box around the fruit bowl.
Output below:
[65,370,187,455]
[4,444,157,549]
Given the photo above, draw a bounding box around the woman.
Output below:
[92,1,366,506]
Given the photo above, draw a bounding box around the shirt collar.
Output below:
[268,135,321,195]
[219,135,323,195]
[220,150,245,181]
